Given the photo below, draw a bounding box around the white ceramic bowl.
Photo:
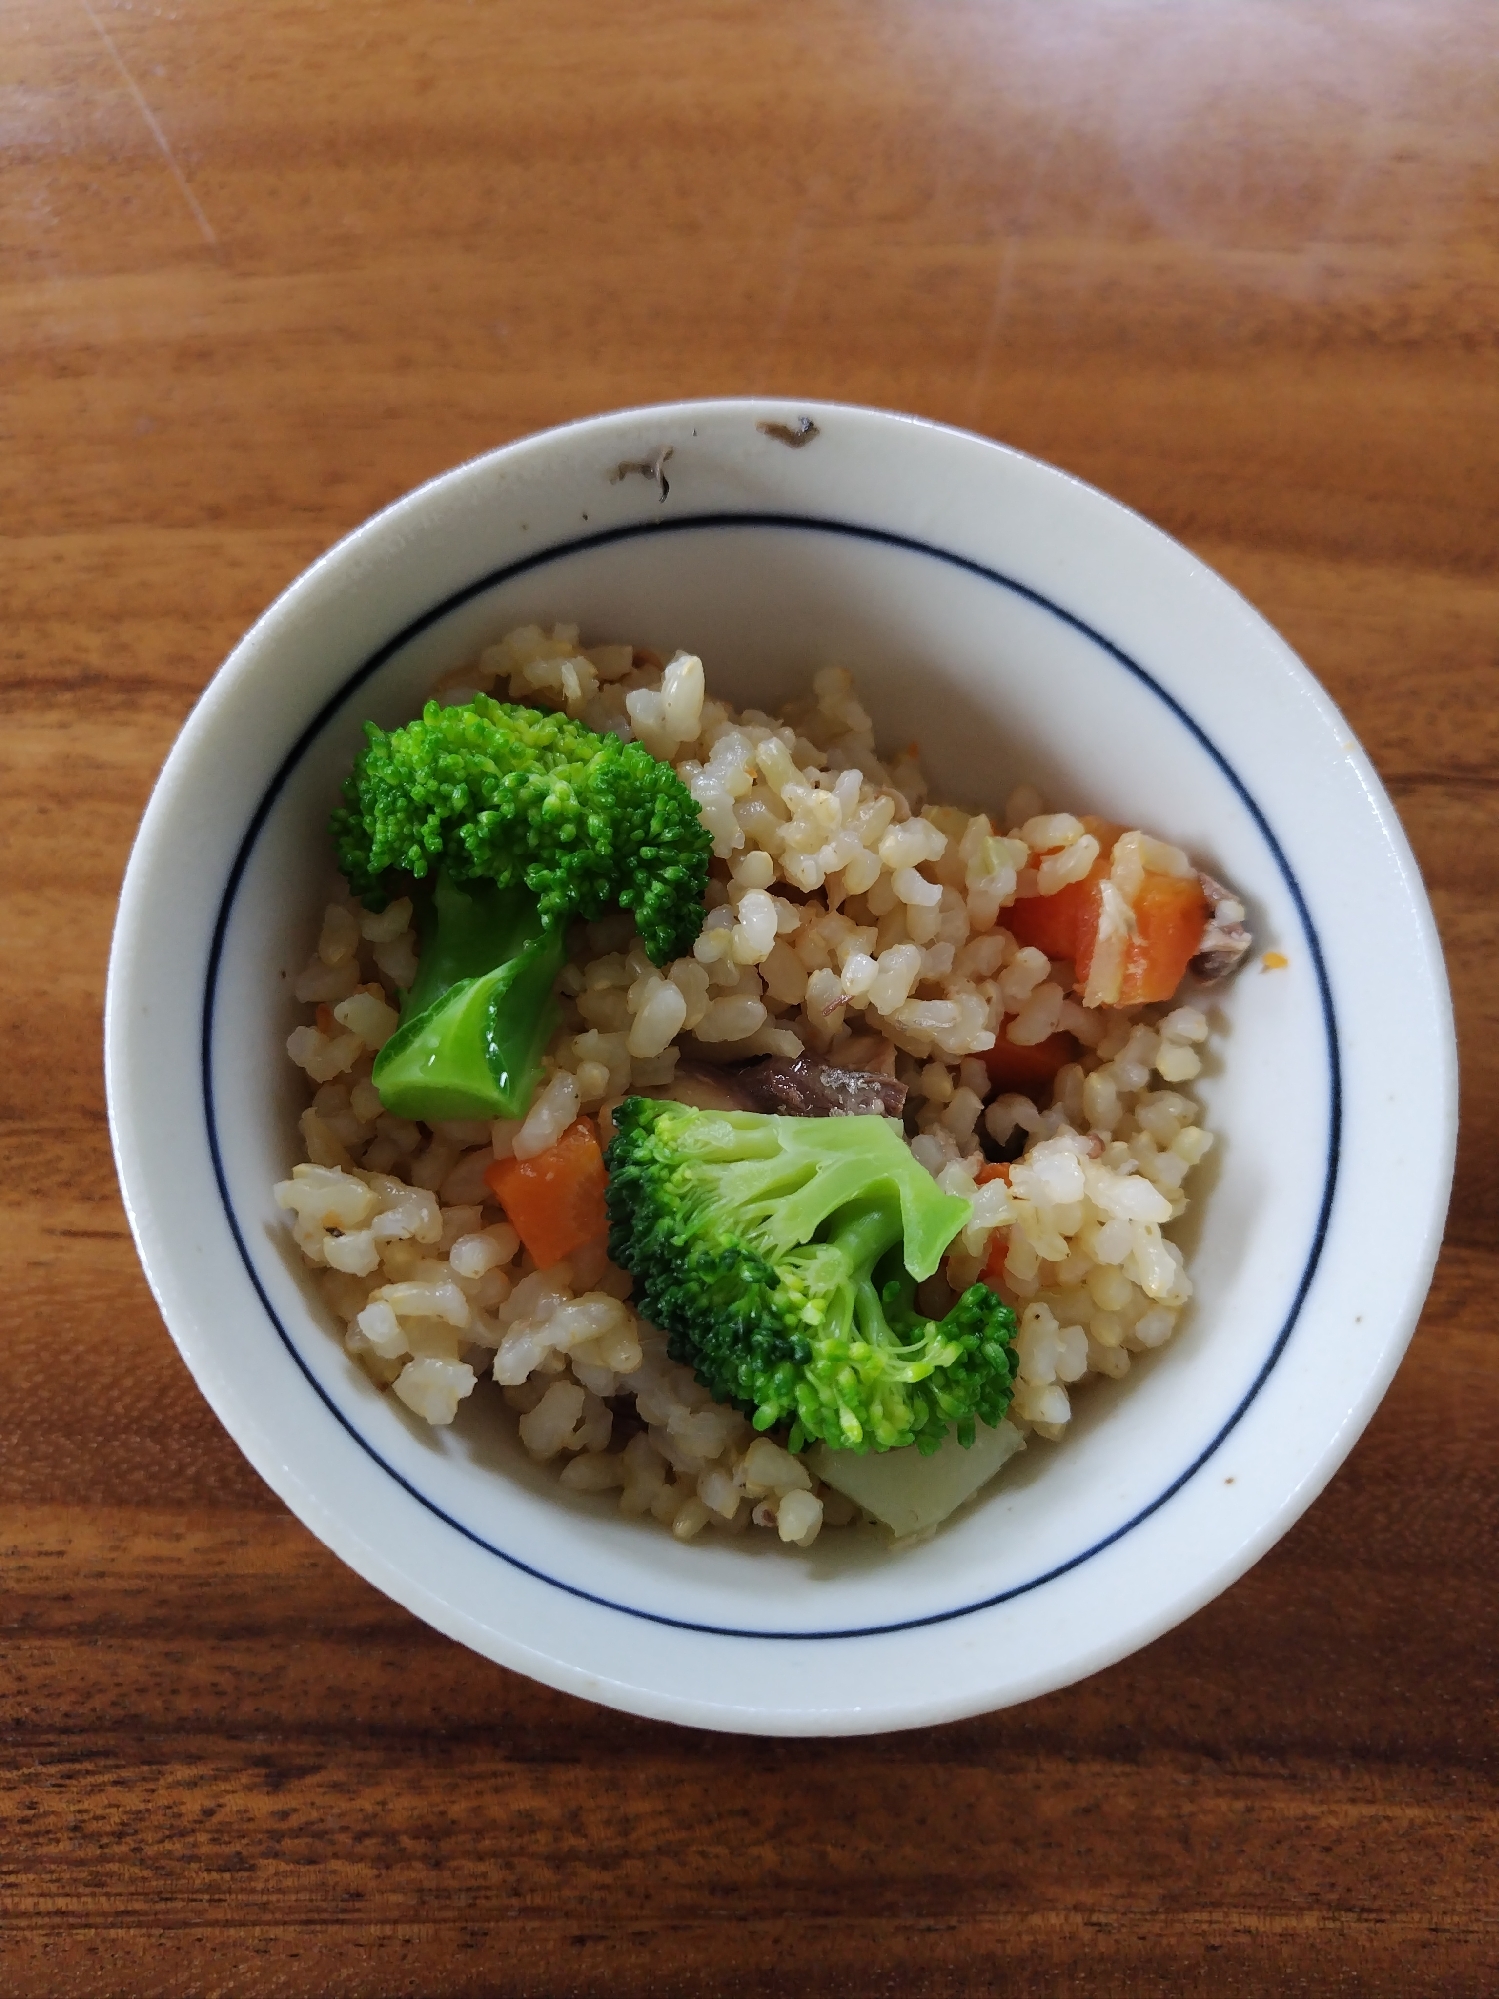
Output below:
[106,400,1456,1734]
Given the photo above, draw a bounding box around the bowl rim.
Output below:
[107,397,1457,1730]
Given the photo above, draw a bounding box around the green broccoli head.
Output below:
[605,1098,1018,1455]
[330,696,712,1121]
[332,695,712,964]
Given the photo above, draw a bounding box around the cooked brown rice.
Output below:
[275,625,1217,1549]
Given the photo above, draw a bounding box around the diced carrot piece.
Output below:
[483,1117,609,1270]
[1005,818,1120,966]
[973,1164,1012,1286]
[1007,816,1206,1007]
[1117,872,1209,1005]
[1005,876,1099,964]
[982,1230,1010,1286]
[980,1031,1079,1098]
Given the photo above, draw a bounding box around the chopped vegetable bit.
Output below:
[1009,817,1215,1007]
[1006,816,1118,964]
[1116,871,1209,1004]
[809,1418,1026,1539]
[485,1117,610,1270]
[981,1030,1079,1097]
[975,1164,1012,1287]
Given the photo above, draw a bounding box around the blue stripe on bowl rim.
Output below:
[202,510,1341,1641]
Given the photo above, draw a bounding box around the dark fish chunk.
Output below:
[1191,870,1253,984]
[736,1054,907,1119]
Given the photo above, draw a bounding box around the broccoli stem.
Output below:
[826,1194,908,1355]
[823,1193,905,1282]
[370,868,567,1123]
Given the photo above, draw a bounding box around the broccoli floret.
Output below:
[605,1098,1018,1455]
[332,696,712,1121]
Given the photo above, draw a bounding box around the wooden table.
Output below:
[5,3,1496,1991]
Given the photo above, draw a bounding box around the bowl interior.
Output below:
[212,515,1333,1638]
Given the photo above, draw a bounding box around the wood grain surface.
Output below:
[4,2,1496,1992]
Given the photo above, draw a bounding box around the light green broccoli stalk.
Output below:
[331,696,712,1121]
[605,1097,1018,1454]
